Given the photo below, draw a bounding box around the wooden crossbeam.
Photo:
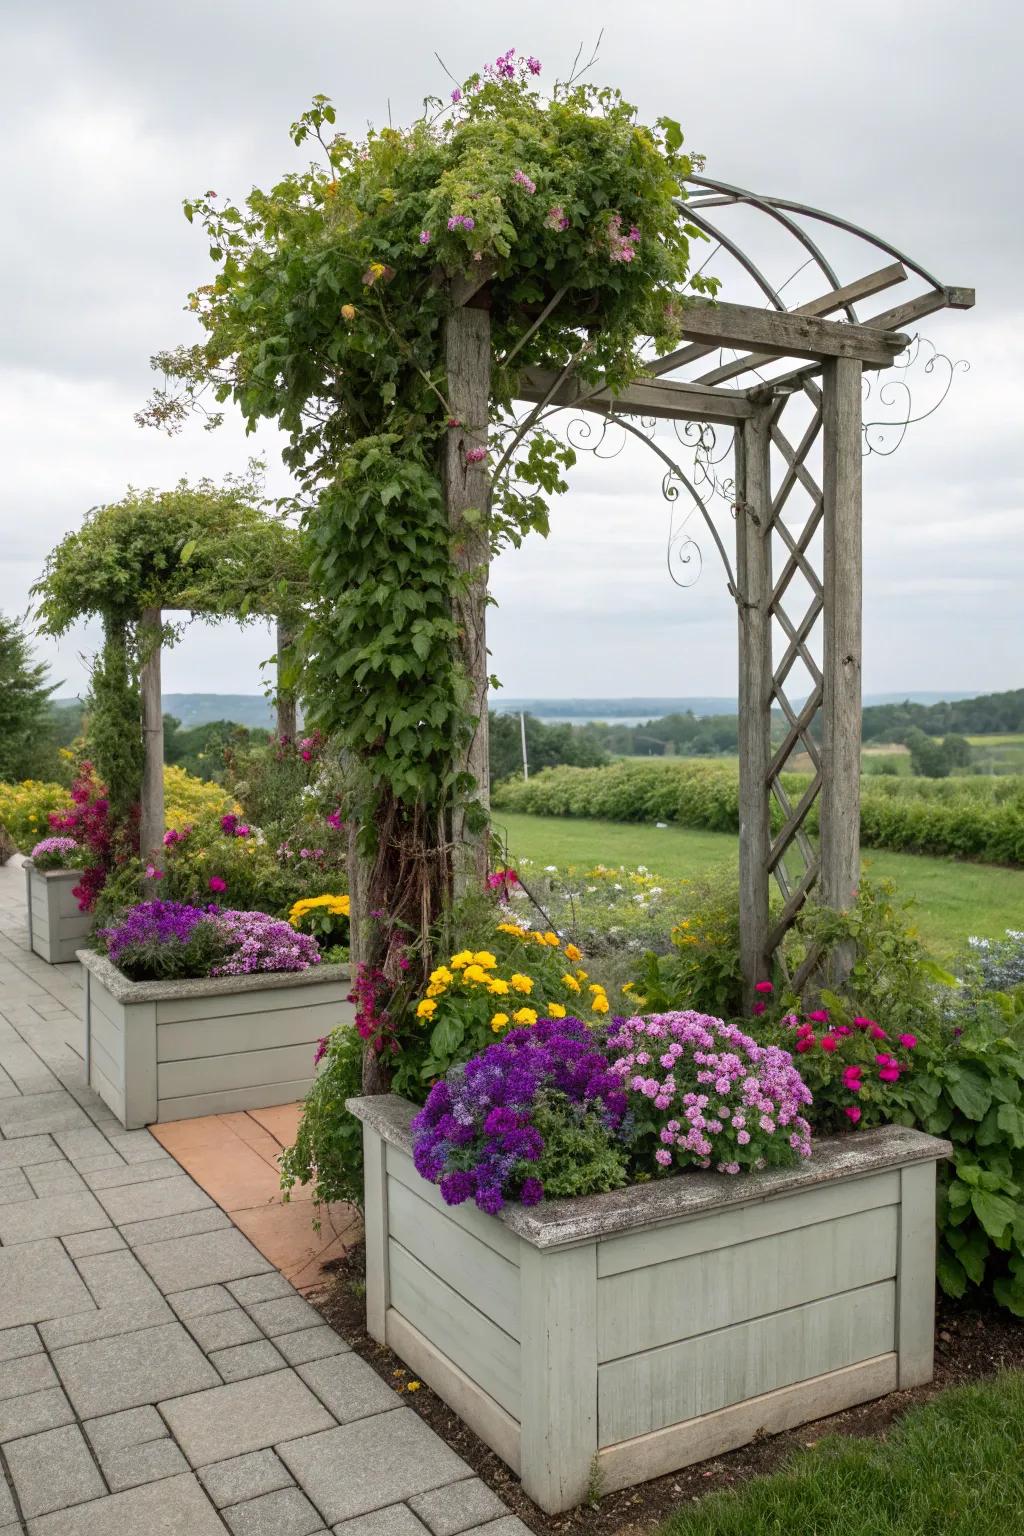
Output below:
[645,298,907,371]
[692,263,909,387]
[515,367,754,425]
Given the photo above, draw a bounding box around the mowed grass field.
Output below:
[495,811,1024,957]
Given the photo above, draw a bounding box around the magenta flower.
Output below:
[754,980,774,994]
[807,1009,830,1024]
[314,1036,329,1067]
[820,1035,838,1053]
[512,168,536,194]
[464,445,487,464]
[899,1033,918,1049]
[450,88,462,103]
[751,1001,766,1016]
[208,876,227,894]
[845,1106,862,1124]
[419,230,431,245]
[526,55,541,74]
[144,864,164,881]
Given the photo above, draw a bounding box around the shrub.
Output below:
[493,759,1024,865]
[162,765,239,827]
[410,1019,630,1213]
[280,1025,366,1209]
[608,1011,812,1175]
[0,779,73,851]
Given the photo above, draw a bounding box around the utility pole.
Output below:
[520,712,529,781]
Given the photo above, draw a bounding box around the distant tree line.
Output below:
[860,689,1024,741]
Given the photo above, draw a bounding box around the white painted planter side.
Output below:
[79,950,354,1128]
[349,1095,949,1514]
[25,864,93,965]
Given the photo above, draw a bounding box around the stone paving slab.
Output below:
[224,1485,325,1536]
[5,1423,106,1518]
[52,1319,222,1417]
[135,1226,273,1292]
[0,1188,109,1245]
[277,1411,471,1526]
[162,1371,336,1466]
[0,1238,95,1327]
[25,1473,228,1535]
[333,1508,430,1536]
[0,1385,75,1440]
[198,1447,296,1508]
[408,1481,509,1536]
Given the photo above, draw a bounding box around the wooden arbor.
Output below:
[450,178,973,1003]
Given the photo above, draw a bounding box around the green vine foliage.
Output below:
[87,620,145,821]
[145,51,717,1014]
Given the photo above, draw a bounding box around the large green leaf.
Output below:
[945,1065,993,1121]
[970,1188,1019,1242]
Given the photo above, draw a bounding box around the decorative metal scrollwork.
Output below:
[862,335,969,457]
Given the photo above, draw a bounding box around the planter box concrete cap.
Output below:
[346,1093,951,1249]
[78,948,350,1002]
[350,1091,950,1513]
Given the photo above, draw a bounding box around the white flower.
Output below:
[545,864,557,872]
[636,864,647,874]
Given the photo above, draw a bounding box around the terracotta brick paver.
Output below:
[151,1108,362,1293]
[0,857,532,1535]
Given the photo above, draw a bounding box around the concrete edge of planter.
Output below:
[346,1092,952,1250]
[25,863,85,881]
[78,945,350,1004]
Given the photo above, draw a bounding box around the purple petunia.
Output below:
[411,1018,628,1214]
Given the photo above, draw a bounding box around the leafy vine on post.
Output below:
[141,47,716,1088]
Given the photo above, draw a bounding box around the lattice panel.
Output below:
[765,383,826,959]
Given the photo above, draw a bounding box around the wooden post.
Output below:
[735,405,774,1005]
[820,357,863,968]
[275,617,298,741]
[139,606,164,885]
[442,299,492,897]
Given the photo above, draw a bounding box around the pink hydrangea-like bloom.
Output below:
[526,55,541,74]
[419,230,431,245]
[465,445,487,464]
[512,168,536,194]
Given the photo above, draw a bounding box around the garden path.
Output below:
[0,859,529,1536]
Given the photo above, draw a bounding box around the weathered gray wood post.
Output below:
[819,356,864,978]
[735,405,774,1004]
[275,616,298,741]
[442,296,492,898]
[139,606,164,887]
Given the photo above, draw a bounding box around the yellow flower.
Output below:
[542,931,560,947]
[509,974,534,994]
[576,969,589,981]
[497,922,527,938]
[462,964,487,984]
[487,978,510,996]
[589,983,605,995]
[564,943,582,962]
[426,982,447,999]
[340,303,355,319]
[621,981,636,995]
[416,998,438,1020]
[406,1380,421,1392]
[429,966,453,986]
[490,1012,510,1032]
[513,1008,538,1026]
[450,951,473,970]
[591,995,610,1014]
[546,1002,567,1018]
[472,951,497,969]
[562,974,581,993]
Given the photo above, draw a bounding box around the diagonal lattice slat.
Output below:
[763,386,829,961]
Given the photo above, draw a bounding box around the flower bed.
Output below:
[80,898,353,1126]
[349,1091,949,1514]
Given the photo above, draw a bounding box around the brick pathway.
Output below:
[0,860,531,1536]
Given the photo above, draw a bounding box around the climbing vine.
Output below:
[142,49,715,1023]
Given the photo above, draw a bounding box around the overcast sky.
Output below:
[1,0,1020,704]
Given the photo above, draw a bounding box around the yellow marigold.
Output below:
[621,981,636,995]
[416,998,438,1020]
[509,974,534,994]
[472,951,497,969]
[562,974,581,993]
[488,978,510,996]
[513,1007,538,1026]
[497,922,527,938]
[340,302,355,318]
[546,1002,567,1018]
[542,931,560,947]
[589,983,605,995]
[450,951,473,970]
[490,1013,510,1032]
[425,982,447,999]
[429,966,453,986]
[591,995,610,1014]
[462,964,487,984]
[576,969,589,981]
[563,943,582,962]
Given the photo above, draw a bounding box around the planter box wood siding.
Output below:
[80,949,353,1128]
[349,1095,950,1514]
[25,864,93,964]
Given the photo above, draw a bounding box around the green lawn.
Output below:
[657,1372,1024,1536]
[494,812,1024,957]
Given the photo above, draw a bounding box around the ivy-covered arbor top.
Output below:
[145,49,972,1050]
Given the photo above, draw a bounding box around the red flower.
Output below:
[844,1106,862,1124]
[754,980,774,994]
[209,876,227,893]
[819,1035,838,1053]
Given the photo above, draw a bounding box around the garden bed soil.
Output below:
[313,1241,1024,1536]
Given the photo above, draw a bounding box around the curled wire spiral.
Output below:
[663,469,703,589]
[862,336,970,457]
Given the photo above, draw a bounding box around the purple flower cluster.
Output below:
[210,910,321,977]
[412,1019,627,1213]
[447,214,476,233]
[512,168,536,194]
[608,1011,812,1175]
[100,900,213,967]
[30,836,80,870]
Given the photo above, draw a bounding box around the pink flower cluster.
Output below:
[781,1010,917,1129]
[545,205,569,231]
[607,214,641,263]
[608,1011,812,1176]
[447,214,476,233]
[464,446,487,464]
[512,168,536,194]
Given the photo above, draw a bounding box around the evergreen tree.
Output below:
[0,614,58,780]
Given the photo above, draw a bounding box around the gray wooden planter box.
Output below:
[79,949,354,1129]
[25,862,93,964]
[349,1094,949,1514]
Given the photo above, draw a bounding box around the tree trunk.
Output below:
[139,607,164,892]
[275,617,298,742]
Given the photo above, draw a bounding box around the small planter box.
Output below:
[25,862,93,964]
[80,949,353,1129]
[349,1094,950,1514]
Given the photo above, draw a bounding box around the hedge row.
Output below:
[492,761,1024,867]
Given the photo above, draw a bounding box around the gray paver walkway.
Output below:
[0,860,533,1536]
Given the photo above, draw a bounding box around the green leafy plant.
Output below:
[280,1026,366,1210]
